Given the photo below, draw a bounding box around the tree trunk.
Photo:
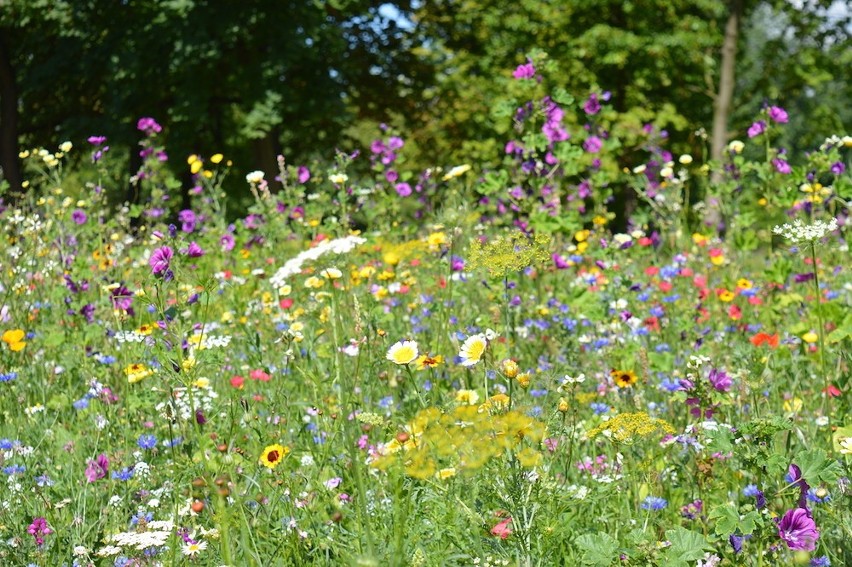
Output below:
[0,28,23,196]
[706,0,742,231]
[710,0,742,166]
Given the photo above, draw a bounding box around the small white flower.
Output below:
[245,170,265,184]
[329,173,348,185]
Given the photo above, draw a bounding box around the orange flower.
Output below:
[749,332,779,348]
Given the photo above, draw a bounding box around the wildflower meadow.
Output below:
[1,55,851,567]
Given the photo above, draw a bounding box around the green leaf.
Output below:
[795,448,843,486]
[551,86,575,106]
[663,527,708,566]
[708,504,739,537]
[575,533,618,566]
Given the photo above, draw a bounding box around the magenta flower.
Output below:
[773,158,791,174]
[583,93,601,115]
[297,166,311,184]
[747,120,766,138]
[777,508,819,551]
[512,61,536,80]
[395,182,412,197]
[87,135,107,146]
[184,241,204,258]
[149,246,174,276]
[220,233,235,252]
[583,136,603,153]
[137,117,162,135]
[707,368,732,392]
[768,106,788,123]
[27,517,53,546]
[71,209,87,225]
[84,453,109,482]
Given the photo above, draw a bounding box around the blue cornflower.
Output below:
[0,372,17,382]
[806,487,831,504]
[137,434,157,450]
[130,511,153,526]
[640,496,668,510]
[73,398,89,410]
[35,474,54,487]
[3,465,25,475]
[112,467,134,481]
[590,403,610,415]
[810,556,831,566]
[0,439,15,450]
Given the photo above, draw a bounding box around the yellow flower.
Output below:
[136,324,154,336]
[718,290,735,302]
[187,154,199,165]
[436,467,456,480]
[190,160,203,174]
[441,164,471,181]
[387,340,418,365]
[2,329,26,352]
[304,276,324,289]
[801,331,818,344]
[210,153,224,164]
[610,369,638,388]
[415,354,443,370]
[516,373,531,388]
[736,278,753,290]
[427,232,448,251]
[329,173,348,185]
[458,334,487,367]
[321,267,343,280]
[558,398,569,412]
[784,398,803,413]
[125,363,154,384]
[259,444,289,469]
[454,389,480,405]
[500,359,519,378]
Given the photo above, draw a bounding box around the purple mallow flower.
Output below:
[583,136,603,153]
[513,61,536,80]
[84,453,109,482]
[149,246,174,276]
[776,507,819,551]
[768,106,788,124]
[137,117,162,135]
[707,368,732,392]
[583,93,601,115]
[184,241,204,258]
[747,120,766,138]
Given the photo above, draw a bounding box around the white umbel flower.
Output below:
[772,218,838,243]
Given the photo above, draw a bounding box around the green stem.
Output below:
[810,243,830,419]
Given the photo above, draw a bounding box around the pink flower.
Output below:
[491,517,513,539]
